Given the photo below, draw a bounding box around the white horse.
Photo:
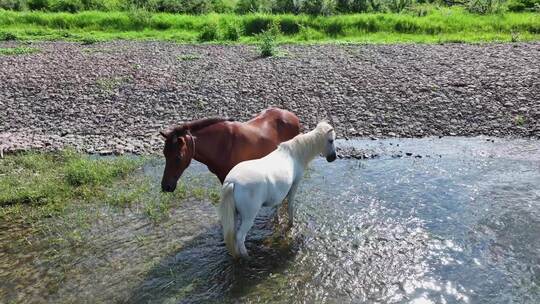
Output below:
[218,121,337,258]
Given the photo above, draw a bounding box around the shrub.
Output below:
[300,0,325,15]
[222,21,242,41]
[0,0,25,10]
[198,22,219,41]
[272,0,298,13]
[387,0,414,13]
[467,0,504,14]
[27,0,49,10]
[394,19,419,33]
[507,0,540,11]
[183,0,213,14]
[297,25,325,41]
[336,0,370,13]
[235,0,261,13]
[325,20,344,36]
[354,18,379,32]
[0,32,18,41]
[50,0,84,12]
[243,15,273,35]
[258,21,279,57]
[279,16,300,34]
[259,29,275,57]
[127,7,152,29]
[211,0,235,13]
[151,0,183,12]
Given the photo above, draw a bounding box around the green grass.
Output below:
[0,8,538,44]
[0,46,39,55]
[0,151,222,223]
[177,53,201,60]
[0,151,141,208]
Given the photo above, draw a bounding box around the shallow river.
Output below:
[1,137,539,303]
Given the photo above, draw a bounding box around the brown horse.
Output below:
[160,108,301,192]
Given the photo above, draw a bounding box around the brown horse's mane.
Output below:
[172,117,233,136]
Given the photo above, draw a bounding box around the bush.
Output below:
[198,22,219,41]
[50,0,84,12]
[272,0,298,13]
[212,0,235,13]
[467,0,504,14]
[297,25,325,41]
[235,0,261,13]
[354,18,379,32]
[387,0,414,13]
[279,16,300,34]
[0,32,18,41]
[258,20,279,57]
[1,0,26,10]
[243,15,273,35]
[127,7,152,29]
[336,0,370,13]
[300,0,328,16]
[222,21,242,40]
[259,29,275,57]
[151,0,183,12]
[507,0,540,11]
[325,20,344,36]
[394,19,419,33]
[26,0,49,11]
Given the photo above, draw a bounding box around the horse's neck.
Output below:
[191,127,228,175]
[289,130,322,167]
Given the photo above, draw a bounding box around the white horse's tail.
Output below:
[219,182,238,258]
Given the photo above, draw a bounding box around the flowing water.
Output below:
[1,137,539,303]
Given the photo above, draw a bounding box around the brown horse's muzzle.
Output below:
[161,182,176,192]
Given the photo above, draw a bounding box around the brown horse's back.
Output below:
[246,108,300,143]
[216,108,300,182]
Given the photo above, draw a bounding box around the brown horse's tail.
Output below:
[219,182,238,258]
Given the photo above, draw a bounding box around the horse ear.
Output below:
[174,127,187,137]
[160,130,170,138]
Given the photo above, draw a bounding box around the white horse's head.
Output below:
[316,121,337,162]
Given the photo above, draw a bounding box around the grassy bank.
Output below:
[0,8,539,43]
[0,151,220,222]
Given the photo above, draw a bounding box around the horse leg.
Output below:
[286,182,300,228]
[236,213,256,257]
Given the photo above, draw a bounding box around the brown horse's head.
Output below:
[160,126,195,192]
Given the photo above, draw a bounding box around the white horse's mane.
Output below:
[279,121,333,165]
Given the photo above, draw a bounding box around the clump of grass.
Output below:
[143,184,187,222]
[511,31,520,42]
[514,115,526,126]
[177,54,200,61]
[80,36,99,45]
[0,47,40,56]
[64,156,139,187]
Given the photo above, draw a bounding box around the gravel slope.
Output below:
[1,41,539,155]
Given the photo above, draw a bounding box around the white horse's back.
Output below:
[226,148,296,207]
